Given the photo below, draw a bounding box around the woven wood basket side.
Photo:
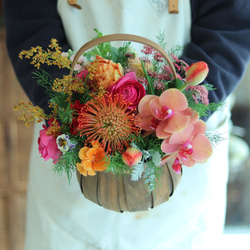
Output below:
[76,159,181,213]
[73,34,181,212]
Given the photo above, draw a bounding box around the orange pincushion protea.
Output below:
[77,93,139,154]
[76,140,109,176]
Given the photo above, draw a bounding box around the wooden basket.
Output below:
[72,34,181,213]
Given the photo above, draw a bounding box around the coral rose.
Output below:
[108,72,146,109]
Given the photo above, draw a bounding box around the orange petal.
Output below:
[78,147,89,160]
[138,95,158,117]
[179,155,196,167]
[156,120,171,139]
[161,138,181,154]
[76,163,87,176]
[181,107,199,124]
[163,114,190,133]
[191,134,213,161]
[135,114,154,131]
[169,125,194,144]
[191,120,207,137]
[159,89,188,111]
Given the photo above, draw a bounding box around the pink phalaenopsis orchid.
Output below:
[161,120,213,170]
[136,88,195,137]
[186,61,209,86]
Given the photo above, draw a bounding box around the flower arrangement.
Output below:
[15,30,222,192]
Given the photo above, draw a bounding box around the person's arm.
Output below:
[3,0,70,114]
[181,0,250,108]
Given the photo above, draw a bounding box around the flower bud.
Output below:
[186,61,209,86]
[122,148,142,167]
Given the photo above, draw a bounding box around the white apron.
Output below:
[25,1,230,249]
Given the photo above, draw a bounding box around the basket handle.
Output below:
[70,34,177,79]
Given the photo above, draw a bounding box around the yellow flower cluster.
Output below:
[13,101,46,127]
[52,75,85,96]
[19,39,71,69]
[45,119,61,137]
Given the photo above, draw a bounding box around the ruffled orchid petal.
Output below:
[159,88,188,111]
[191,134,213,161]
[169,125,194,145]
[135,114,154,131]
[156,120,171,139]
[180,107,199,124]
[179,154,196,167]
[161,138,181,154]
[190,120,207,137]
[150,98,173,120]
[163,113,190,133]
[138,95,158,117]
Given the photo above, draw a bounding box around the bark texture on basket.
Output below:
[76,159,181,213]
[73,34,182,212]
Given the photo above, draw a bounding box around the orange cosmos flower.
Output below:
[76,140,109,176]
[77,93,139,154]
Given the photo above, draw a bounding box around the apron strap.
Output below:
[67,0,81,9]
[68,0,179,13]
[169,0,179,13]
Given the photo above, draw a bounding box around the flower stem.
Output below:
[179,83,189,92]
[141,60,154,95]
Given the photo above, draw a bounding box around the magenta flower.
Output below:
[108,72,146,109]
[38,120,61,164]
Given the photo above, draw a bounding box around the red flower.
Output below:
[70,100,85,135]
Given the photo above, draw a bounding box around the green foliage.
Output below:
[143,161,163,193]
[168,79,184,89]
[32,69,55,97]
[53,146,81,184]
[106,152,131,177]
[187,99,224,118]
[206,132,226,148]
[83,29,134,67]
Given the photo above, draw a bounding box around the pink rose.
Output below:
[38,120,61,164]
[108,72,146,109]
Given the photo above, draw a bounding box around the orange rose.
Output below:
[89,55,124,89]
